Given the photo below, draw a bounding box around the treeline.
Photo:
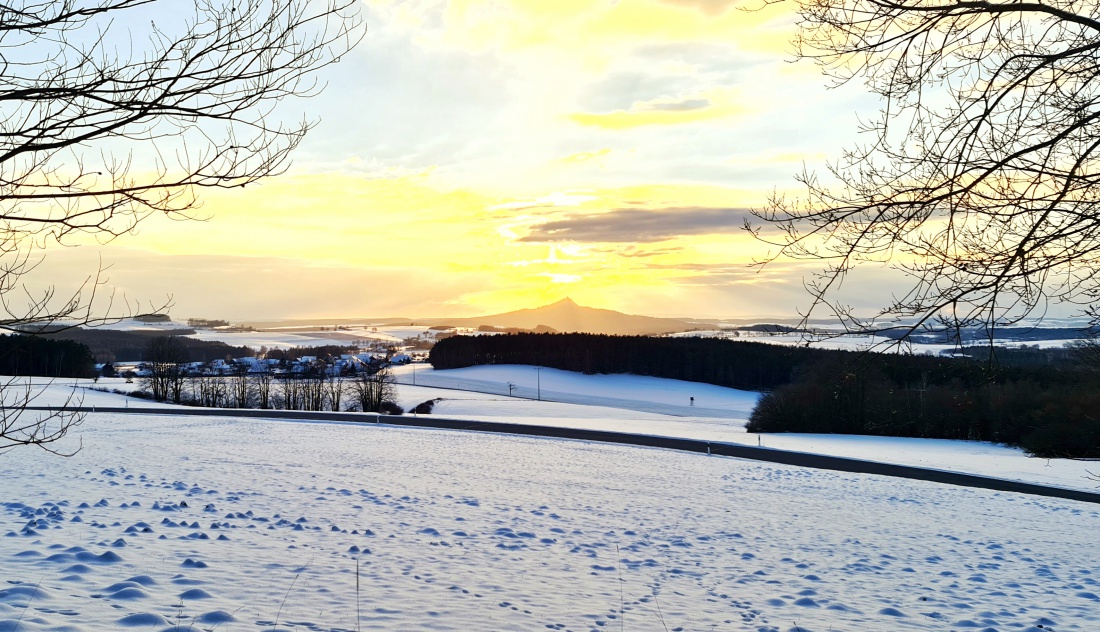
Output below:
[428,333,1045,392]
[430,333,1100,458]
[882,326,1090,345]
[187,318,229,328]
[747,355,1100,458]
[946,345,1078,368]
[45,328,254,363]
[0,335,95,377]
[133,368,402,415]
[429,333,827,391]
[264,345,357,361]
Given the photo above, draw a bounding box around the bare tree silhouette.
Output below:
[351,366,396,413]
[752,0,1100,344]
[0,0,364,451]
[0,380,83,455]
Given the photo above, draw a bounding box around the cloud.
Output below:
[613,245,685,258]
[291,19,515,176]
[570,97,738,129]
[556,149,613,165]
[658,0,738,15]
[489,191,598,211]
[541,273,583,284]
[507,245,584,267]
[520,206,752,243]
[577,45,757,111]
[579,72,699,113]
[631,42,761,74]
[569,43,758,131]
[23,248,490,320]
[661,262,783,286]
[641,97,711,112]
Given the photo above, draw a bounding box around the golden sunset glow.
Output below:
[42,0,874,320]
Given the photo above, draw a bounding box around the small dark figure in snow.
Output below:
[690,396,694,406]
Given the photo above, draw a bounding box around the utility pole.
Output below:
[536,365,541,401]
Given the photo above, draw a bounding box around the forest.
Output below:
[429,333,1100,458]
[0,335,95,378]
[429,332,825,391]
[45,328,255,363]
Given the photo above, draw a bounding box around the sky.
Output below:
[33,0,885,322]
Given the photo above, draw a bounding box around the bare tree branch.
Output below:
[752,0,1100,345]
[0,376,82,455]
[0,0,364,453]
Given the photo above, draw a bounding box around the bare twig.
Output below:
[0,1,364,453]
[751,0,1100,346]
[273,571,300,630]
[616,544,625,632]
[652,588,669,632]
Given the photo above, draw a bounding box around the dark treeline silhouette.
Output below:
[430,333,1100,458]
[265,345,358,362]
[0,335,95,377]
[879,327,1090,345]
[946,345,1078,368]
[45,329,253,363]
[736,324,807,334]
[428,333,1040,391]
[748,354,1100,459]
[429,333,829,391]
[429,333,1063,390]
[129,364,403,415]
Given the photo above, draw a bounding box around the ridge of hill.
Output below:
[420,298,705,336]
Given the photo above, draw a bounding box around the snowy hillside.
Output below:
[389,363,760,418]
[387,365,1100,493]
[23,369,1100,492]
[2,405,1098,632]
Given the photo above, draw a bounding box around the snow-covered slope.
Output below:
[24,369,1100,493]
[2,410,1098,632]
[390,364,760,418]
[390,365,1100,493]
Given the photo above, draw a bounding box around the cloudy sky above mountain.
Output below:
[44,0,883,320]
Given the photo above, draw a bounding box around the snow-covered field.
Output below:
[189,327,407,350]
[22,368,1100,493]
[387,365,1100,493]
[3,405,1099,632]
[390,364,759,419]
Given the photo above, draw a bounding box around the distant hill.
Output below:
[44,328,256,364]
[421,298,703,336]
[239,316,411,329]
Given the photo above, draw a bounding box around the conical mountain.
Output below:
[426,298,699,336]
